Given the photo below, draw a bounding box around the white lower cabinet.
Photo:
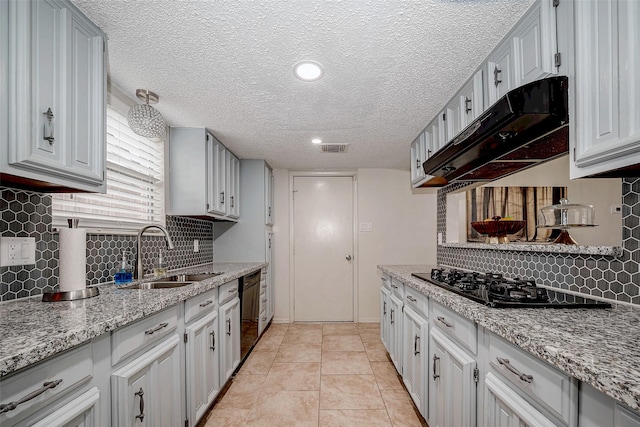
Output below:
[380,283,391,351]
[484,373,556,427]
[579,383,640,427]
[30,387,101,427]
[429,328,477,427]
[111,335,182,427]
[219,296,241,384]
[388,292,404,373]
[402,305,428,417]
[185,311,219,426]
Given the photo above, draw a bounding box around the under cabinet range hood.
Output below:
[421,76,569,187]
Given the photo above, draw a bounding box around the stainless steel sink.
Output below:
[120,272,222,289]
[121,281,193,290]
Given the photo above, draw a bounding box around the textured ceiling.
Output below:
[72,0,536,170]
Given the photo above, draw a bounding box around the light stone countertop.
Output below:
[0,262,265,378]
[379,264,640,412]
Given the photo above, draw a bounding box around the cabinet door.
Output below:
[266,232,274,322]
[484,373,557,427]
[31,387,101,427]
[460,70,484,130]
[388,293,403,373]
[380,285,391,352]
[265,165,274,225]
[487,40,515,106]
[410,135,426,184]
[512,0,557,86]
[572,0,640,177]
[185,311,219,426]
[402,306,428,417]
[226,151,240,219]
[445,98,463,144]
[207,136,225,215]
[430,328,477,427]
[219,297,241,383]
[111,335,182,427]
[65,8,105,183]
[7,0,105,188]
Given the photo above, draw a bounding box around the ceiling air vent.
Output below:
[320,143,349,153]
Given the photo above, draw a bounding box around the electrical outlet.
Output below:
[193,239,199,252]
[0,237,36,267]
[359,222,373,232]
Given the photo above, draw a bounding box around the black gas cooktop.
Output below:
[412,268,611,309]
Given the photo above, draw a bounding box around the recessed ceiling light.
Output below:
[294,61,323,81]
[311,138,322,144]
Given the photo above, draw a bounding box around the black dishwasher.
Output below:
[238,270,260,362]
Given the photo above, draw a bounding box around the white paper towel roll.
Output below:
[58,228,87,292]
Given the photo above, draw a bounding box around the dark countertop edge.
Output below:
[378,264,640,412]
[0,262,266,378]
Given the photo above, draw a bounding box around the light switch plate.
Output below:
[0,237,36,267]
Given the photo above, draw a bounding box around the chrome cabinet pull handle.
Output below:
[134,388,145,422]
[346,255,352,261]
[433,354,440,380]
[407,295,417,303]
[226,318,231,336]
[199,300,214,308]
[416,159,421,170]
[43,108,55,144]
[497,357,533,383]
[144,322,168,335]
[494,65,502,87]
[230,196,234,208]
[437,316,453,328]
[0,379,63,413]
[210,331,216,351]
[220,191,225,204]
[390,284,398,289]
[465,96,472,113]
[228,289,235,293]
[414,334,420,356]
[383,301,387,316]
[390,308,394,324]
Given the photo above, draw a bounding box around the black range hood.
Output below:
[420,76,569,187]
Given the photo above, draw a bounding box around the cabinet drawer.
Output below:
[185,288,217,324]
[390,277,404,299]
[218,280,239,305]
[431,302,477,354]
[488,333,577,425]
[404,286,428,318]
[0,344,93,426]
[111,306,179,365]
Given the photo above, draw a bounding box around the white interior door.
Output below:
[293,175,354,322]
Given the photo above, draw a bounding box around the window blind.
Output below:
[52,107,165,232]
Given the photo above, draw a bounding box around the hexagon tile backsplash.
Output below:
[437,178,640,305]
[1,187,214,301]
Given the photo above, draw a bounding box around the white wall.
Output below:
[271,168,437,323]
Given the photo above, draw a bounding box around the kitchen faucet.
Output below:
[135,224,175,279]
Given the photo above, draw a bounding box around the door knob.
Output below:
[346,255,352,261]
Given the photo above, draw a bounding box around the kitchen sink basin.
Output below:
[120,272,222,290]
[121,281,193,290]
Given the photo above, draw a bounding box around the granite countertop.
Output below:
[379,264,640,412]
[0,262,266,378]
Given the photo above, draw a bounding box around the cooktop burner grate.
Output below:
[413,269,611,308]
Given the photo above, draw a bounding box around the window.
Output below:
[52,106,165,232]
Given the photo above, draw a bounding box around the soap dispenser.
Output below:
[154,249,167,277]
[114,251,133,284]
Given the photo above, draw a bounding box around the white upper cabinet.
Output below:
[571,0,640,178]
[264,164,273,226]
[3,0,107,192]
[459,71,485,130]
[169,128,239,221]
[410,134,427,185]
[488,0,557,106]
[226,150,240,219]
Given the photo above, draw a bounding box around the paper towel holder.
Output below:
[43,218,100,302]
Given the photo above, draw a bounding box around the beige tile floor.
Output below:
[202,323,428,427]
